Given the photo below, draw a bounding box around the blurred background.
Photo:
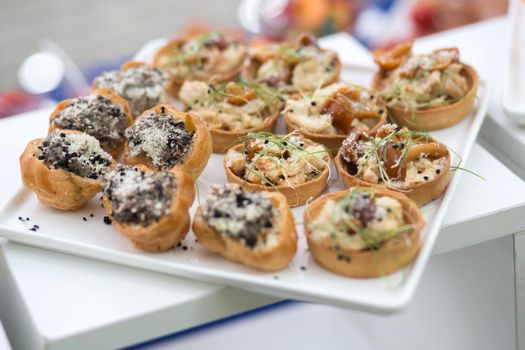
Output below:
[0,0,507,117]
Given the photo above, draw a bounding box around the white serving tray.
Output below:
[503,0,525,124]
[0,41,489,313]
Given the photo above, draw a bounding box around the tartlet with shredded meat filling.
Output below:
[304,187,424,277]
[284,83,387,152]
[20,130,115,210]
[153,31,247,97]
[179,80,283,153]
[123,104,212,179]
[193,184,297,271]
[335,124,451,206]
[49,89,133,159]
[372,42,478,130]
[93,61,169,117]
[224,132,330,207]
[102,165,194,252]
[242,33,341,93]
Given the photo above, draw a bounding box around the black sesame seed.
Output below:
[177,242,182,247]
[417,170,422,174]
[60,133,66,138]
[300,266,306,271]
[424,176,429,181]
[26,217,30,221]
[436,169,441,174]
[89,213,94,217]
[29,227,37,232]
[82,217,87,221]
[311,101,316,106]
[18,216,23,221]
[264,139,269,144]
[182,246,188,251]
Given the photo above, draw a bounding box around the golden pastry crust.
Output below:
[243,33,341,93]
[19,131,115,211]
[284,84,387,153]
[48,89,133,160]
[335,130,451,206]
[153,33,247,97]
[192,191,297,271]
[223,142,330,207]
[102,166,195,253]
[122,104,212,179]
[304,188,424,278]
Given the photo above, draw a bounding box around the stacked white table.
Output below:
[1,17,524,349]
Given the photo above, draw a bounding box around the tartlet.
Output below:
[179,80,283,153]
[223,132,330,207]
[20,130,115,210]
[102,165,194,252]
[123,104,212,179]
[284,83,387,152]
[372,42,478,130]
[153,31,248,97]
[92,61,169,117]
[193,184,297,271]
[242,33,341,93]
[304,187,424,278]
[335,124,451,206]
[49,89,133,159]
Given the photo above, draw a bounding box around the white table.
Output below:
[1,20,524,349]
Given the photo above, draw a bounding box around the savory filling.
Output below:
[374,43,469,110]
[308,188,412,250]
[201,184,278,249]
[103,165,176,226]
[157,32,247,81]
[339,124,448,189]
[51,94,128,148]
[285,83,384,135]
[93,65,168,116]
[251,35,339,91]
[125,108,195,170]
[179,81,280,132]
[37,130,112,179]
[226,132,329,187]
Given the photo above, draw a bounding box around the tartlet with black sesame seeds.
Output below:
[102,164,194,252]
[48,89,133,159]
[284,83,388,152]
[123,104,212,179]
[335,124,451,206]
[304,187,424,277]
[224,132,330,207]
[19,130,116,210]
[192,183,297,271]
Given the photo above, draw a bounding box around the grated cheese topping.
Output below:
[125,108,194,170]
[52,94,128,147]
[201,184,278,249]
[38,130,113,179]
[103,165,176,226]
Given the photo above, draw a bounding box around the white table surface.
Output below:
[0,20,523,349]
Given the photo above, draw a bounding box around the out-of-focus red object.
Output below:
[0,91,41,119]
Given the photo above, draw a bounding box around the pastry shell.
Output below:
[19,130,116,211]
[224,143,330,207]
[153,37,245,97]
[123,104,212,179]
[48,89,133,160]
[334,143,451,206]
[372,64,478,131]
[192,191,297,271]
[102,166,195,253]
[304,188,424,278]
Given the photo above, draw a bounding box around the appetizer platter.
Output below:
[0,33,489,312]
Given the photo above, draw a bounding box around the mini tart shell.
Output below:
[153,38,245,97]
[102,166,195,253]
[122,104,212,180]
[191,100,283,154]
[224,143,330,207]
[334,145,451,206]
[372,64,478,131]
[19,130,116,211]
[48,89,133,160]
[192,191,297,271]
[242,51,341,94]
[284,105,388,154]
[304,188,424,278]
